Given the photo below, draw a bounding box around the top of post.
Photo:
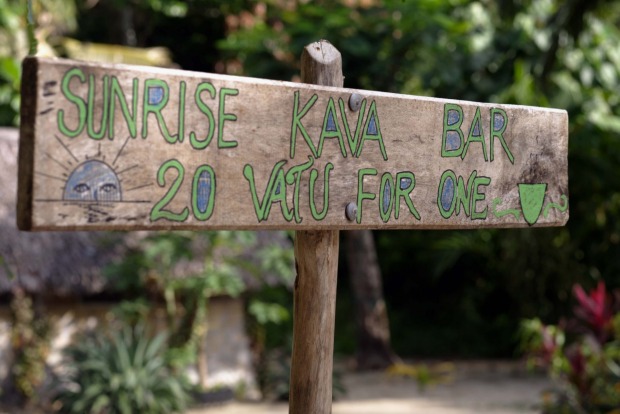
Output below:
[301,40,343,87]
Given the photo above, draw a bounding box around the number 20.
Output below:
[150,159,216,222]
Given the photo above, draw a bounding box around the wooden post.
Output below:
[289,40,343,414]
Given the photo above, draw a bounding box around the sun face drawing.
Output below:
[63,160,122,202]
[36,135,152,222]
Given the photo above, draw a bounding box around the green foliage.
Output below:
[218,0,474,92]
[9,289,51,404]
[55,324,190,414]
[26,0,36,55]
[255,240,295,284]
[85,0,620,359]
[520,282,620,413]
[203,0,617,357]
[105,230,294,389]
[108,232,248,376]
[248,300,289,325]
[11,0,619,362]
[106,231,254,297]
[0,0,78,126]
[0,55,20,126]
[111,299,151,327]
[0,0,24,126]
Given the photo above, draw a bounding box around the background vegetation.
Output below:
[2,0,620,361]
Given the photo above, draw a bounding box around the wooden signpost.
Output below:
[17,40,568,413]
[18,49,568,232]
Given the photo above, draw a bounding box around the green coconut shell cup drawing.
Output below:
[518,183,547,225]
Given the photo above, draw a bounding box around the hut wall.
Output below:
[0,297,258,398]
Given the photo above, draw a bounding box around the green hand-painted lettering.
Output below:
[437,170,457,219]
[285,156,315,223]
[86,74,109,140]
[243,161,287,222]
[318,98,347,158]
[356,168,377,224]
[290,92,318,158]
[379,172,394,223]
[395,171,420,220]
[462,107,487,161]
[150,159,190,222]
[441,103,463,158]
[471,173,491,220]
[218,87,238,148]
[190,82,216,150]
[109,76,138,139]
[455,170,477,217]
[57,67,87,138]
[356,101,388,160]
[309,162,333,221]
[177,81,186,143]
[142,79,176,142]
[490,108,514,164]
[191,165,216,221]
[338,98,366,157]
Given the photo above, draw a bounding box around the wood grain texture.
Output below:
[289,230,339,413]
[17,55,569,231]
[289,41,341,414]
[300,40,344,89]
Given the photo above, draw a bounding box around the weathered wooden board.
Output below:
[17,56,569,231]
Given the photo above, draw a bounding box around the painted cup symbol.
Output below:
[518,183,547,225]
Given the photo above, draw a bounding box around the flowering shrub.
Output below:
[520,282,620,414]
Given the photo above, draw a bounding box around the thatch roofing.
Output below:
[0,128,292,298]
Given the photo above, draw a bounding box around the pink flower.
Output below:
[573,282,613,343]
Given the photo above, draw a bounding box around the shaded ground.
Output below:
[190,360,550,414]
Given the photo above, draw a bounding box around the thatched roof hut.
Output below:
[0,127,292,299]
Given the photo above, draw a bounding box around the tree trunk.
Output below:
[344,230,400,370]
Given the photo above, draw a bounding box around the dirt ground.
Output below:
[190,360,551,414]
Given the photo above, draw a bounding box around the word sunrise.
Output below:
[17,57,569,230]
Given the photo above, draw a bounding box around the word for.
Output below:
[356,169,420,224]
[56,68,239,149]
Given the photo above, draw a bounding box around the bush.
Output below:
[55,324,190,414]
[520,282,620,413]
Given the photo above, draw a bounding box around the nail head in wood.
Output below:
[346,202,357,221]
[349,93,363,111]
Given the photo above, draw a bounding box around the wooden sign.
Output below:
[17,57,569,231]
